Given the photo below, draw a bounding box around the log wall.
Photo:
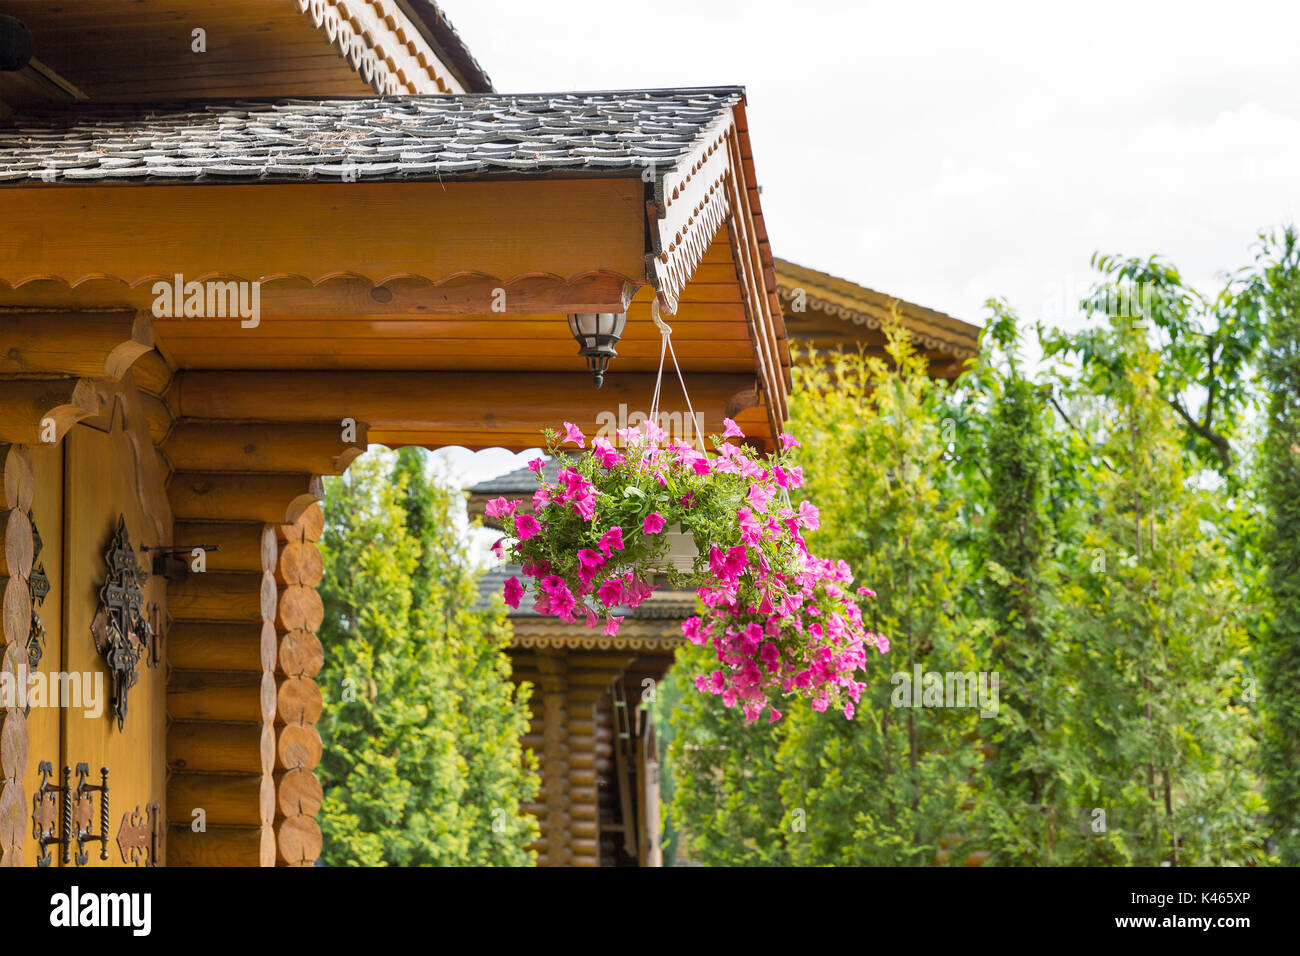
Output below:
[0,445,33,866]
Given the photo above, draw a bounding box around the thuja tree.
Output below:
[1258,227,1300,863]
[664,649,790,866]
[960,301,1076,863]
[317,450,538,865]
[775,323,982,865]
[1050,314,1263,865]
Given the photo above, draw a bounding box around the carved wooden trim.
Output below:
[510,633,684,651]
[778,287,979,359]
[295,0,468,94]
[0,271,643,316]
[647,114,735,315]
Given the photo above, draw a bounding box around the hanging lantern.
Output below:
[567,311,627,389]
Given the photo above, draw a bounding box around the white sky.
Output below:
[431,0,1300,489]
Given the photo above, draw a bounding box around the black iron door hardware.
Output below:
[91,515,152,730]
[31,762,110,866]
[31,762,62,867]
[140,542,220,583]
[71,763,110,865]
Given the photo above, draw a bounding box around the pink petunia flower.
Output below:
[798,500,821,531]
[591,437,621,469]
[513,514,540,541]
[572,493,596,521]
[562,421,586,447]
[527,458,545,473]
[484,496,517,519]
[746,483,775,513]
[779,432,801,450]
[503,576,524,609]
[722,418,745,439]
[643,512,665,534]
[597,578,624,606]
[599,526,625,557]
[604,615,624,637]
[577,548,605,572]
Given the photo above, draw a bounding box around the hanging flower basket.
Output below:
[489,417,888,723]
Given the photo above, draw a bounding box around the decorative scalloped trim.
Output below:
[510,633,684,651]
[780,287,978,359]
[0,269,640,293]
[295,0,466,95]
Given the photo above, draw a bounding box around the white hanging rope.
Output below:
[649,299,707,455]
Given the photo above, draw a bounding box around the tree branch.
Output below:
[1168,395,1232,472]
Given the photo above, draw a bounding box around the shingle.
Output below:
[0,89,742,187]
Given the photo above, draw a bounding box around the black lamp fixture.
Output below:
[567,311,627,389]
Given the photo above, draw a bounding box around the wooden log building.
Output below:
[0,1,978,867]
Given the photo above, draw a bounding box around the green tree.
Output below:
[1049,313,1264,865]
[318,450,538,865]
[777,323,980,865]
[1258,227,1300,863]
[665,645,790,866]
[962,300,1075,863]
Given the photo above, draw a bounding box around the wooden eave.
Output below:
[0,146,789,450]
[775,257,981,378]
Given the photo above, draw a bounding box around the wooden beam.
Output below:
[170,523,277,575]
[169,472,324,524]
[167,668,276,724]
[169,621,272,672]
[168,721,271,775]
[167,824,270,867]
[163,422,367,475]
[0,311,153,379]
[168,572,276,624]
[0,378,100,445]
[169,371,763,451]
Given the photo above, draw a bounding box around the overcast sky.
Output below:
[433,0,1300,487]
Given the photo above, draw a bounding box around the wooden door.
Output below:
[57,408,168,867]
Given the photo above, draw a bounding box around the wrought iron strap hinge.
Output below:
[31,763,110,867]
[116,803,161,867]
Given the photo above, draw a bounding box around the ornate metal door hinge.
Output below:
[116,803,161,867]
[91,515,153,730]
[31,762,110,866]
[32,762,62,867]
